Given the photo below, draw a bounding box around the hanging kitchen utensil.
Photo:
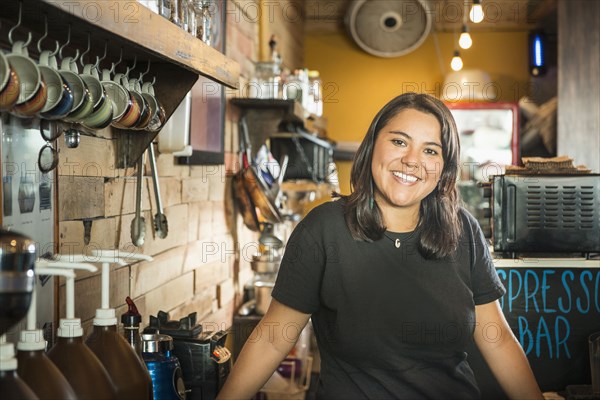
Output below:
[240,117,282,223]
[233,172,260,231]
[270,154,288,202]
[130,155,146,247]
[233,119,260,231]
[147,143,168,238]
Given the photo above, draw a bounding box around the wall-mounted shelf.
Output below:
[230,98,305,159]
[1,0,240,167]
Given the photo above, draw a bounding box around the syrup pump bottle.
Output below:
[16,266,77,400]
[121,296,143,358]
[0,334,38,399]
[83,250,153,400]
[43,259,117,400]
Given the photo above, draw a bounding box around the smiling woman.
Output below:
[217,93,543,400]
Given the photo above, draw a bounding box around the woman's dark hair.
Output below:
[341,92,462,259]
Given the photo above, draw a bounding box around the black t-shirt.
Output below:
[272,200,506,400]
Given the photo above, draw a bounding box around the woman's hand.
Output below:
[216,299,311,400]
[474,300,544,400]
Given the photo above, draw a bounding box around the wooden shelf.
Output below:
[230,98,304,123]
[1,0,240,167]
[230,98,306,159]
[2,0,239,89]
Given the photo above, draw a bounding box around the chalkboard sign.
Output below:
[469,267,600,398]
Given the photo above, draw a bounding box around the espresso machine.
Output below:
[144,311,231,400]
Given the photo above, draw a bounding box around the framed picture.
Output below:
[178,0,226,165]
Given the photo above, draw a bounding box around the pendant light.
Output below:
[459,25,472,49]
[469,0,484,23]
[451,50,463,71]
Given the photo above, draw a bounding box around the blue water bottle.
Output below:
[142,333,187,399]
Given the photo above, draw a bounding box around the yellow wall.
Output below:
[305,30,530,195]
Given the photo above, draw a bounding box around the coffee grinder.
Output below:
[144,311,231,400]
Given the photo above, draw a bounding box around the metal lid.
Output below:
[141,333,173,353]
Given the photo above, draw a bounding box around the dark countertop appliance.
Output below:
[483,174,600,257]
[144,311,231,400]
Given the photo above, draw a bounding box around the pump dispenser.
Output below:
[0,334,39,399]
[42,259,117,400]
[16,266,77,400]
[83,249,153,400]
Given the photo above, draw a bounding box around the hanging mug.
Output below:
[60,56,94,123]
[80,63,113,129]
[100,68,131,122]
[8,41,47,117]
[111,73,142,129]
[141,80,166,132]
[128,78,151,130]
[0,51,21,110]
[38,50,74,120]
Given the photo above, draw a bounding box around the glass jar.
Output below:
[187,0,197,36]
[194,0,213,45]
[158,0,172,20]
[284,73,303,102]
[178,0,189,32]
[169,0,180,26]
[254,62,281,99]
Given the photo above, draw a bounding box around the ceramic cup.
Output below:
[100,68,131,122]
[0,51,21,110]
[80,64,113,129]
[60,57,94,123]
[38,50,74,120]
[128,78,151,130]
[141,81,166,132]
[111,73,142,129]
[8,41,47,117]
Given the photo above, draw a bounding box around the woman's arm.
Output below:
[217,299,311,400]
[474,300,543,400]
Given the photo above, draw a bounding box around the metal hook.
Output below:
[80,33,91,67]
[59,25,72,59]
[36,15,49,53]
[150,76,156,86]
[110,47,123,74]
[125,55,137,78]
[50,40,60,57]
[138,60,151,81]
[8,2,33,46]
[94,41,108,70]
[130,56,137,74]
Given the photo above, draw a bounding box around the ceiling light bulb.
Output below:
[451,51,463,71]
[469,1,484,23]
[459,26,472,49]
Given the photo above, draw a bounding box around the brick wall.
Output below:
[55,0,303,335]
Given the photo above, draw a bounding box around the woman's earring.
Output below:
[370,180,374,209]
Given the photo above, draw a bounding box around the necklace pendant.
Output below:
[395,238,401,248]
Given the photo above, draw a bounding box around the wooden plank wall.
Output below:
[557,0,600,172]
